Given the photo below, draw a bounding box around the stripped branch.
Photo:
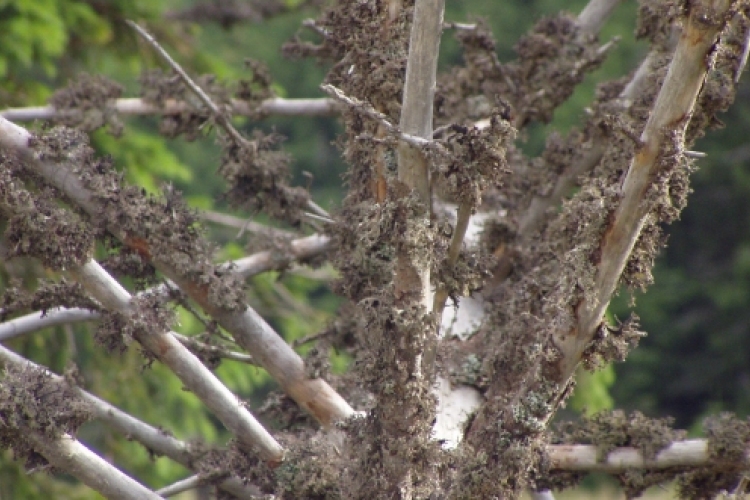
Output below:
[0,96,337,122]
[27,433,162,500]
[0,345,261,498]
[74,259,284,463]
[558,0,738,379]
[0,115,354,427]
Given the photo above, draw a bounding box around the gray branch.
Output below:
[0,115,355,427]
[0,97,336,122]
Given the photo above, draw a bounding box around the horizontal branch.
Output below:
[233,233,332,278]
[0,345,260,498]
[0,96,337,122]
[548,439,745,472]
[0,115,355,427]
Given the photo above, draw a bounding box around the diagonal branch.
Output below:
[27,432,162,500]
[70,259,284,462]
[0,115,355,427]
[0,344,261,498]
[128,20,329,221]
[557,0,738,379]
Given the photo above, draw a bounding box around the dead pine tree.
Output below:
[1,0,750,498]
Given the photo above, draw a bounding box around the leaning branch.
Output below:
[558,0,737,379]
[28,432,162,500]
[0,97,336,122]
[0,345,260,498]
[69,257,285,463]
[0,115,354,427]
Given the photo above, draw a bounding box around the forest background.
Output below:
[1,0,749,496]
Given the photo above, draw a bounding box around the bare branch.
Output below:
[170,332,257,365]
[0,97,337,122]
[68,259,284,462]
[156,474,209,498]
[576,0,623,35]
[397,0,444,206]
[199,209,298,238]
[0,115,355,427]
[0,307,95,342]
[559,0,738,379]
[548,439,746,472]
[0,345,261,498]
[27,433,162,500]
[433,202,471,316]
[127,21,248,146]
[321,83,437,150]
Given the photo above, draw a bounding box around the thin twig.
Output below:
[156,473,224,498]
[199,210,298,239]
[126,20,248,146]
[303,211,335,225]
[170,332,257,364]
[0,97,337,122]
[321,84,439,151]
[292,329,333,348]
[434,202,472,316]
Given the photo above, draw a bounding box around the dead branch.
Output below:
[577,0,623,35]
[548,439,745,472]
[0,96,337,122]
[0,115,355,427]
[70,260,285,463]
[0,344,261,497]
[27,433,162,500]
[558,0,738,380]
[515,47,666,241]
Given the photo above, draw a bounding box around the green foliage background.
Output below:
[1,0,749,496]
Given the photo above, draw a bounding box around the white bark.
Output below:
[548,439,741,472]
[28,433,163,500]
[1,97,336,122]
